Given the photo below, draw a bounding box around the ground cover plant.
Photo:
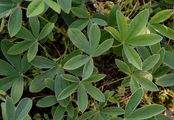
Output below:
[0,0,174,119]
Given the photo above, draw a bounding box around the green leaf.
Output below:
[0,59,16,76]
[115,59,131,75]
[79,111,96,120]
[29,67,58,93]
[84,85,105,102]
[45,0,61,13]
[38,23,54,40]
[164,51,174,69]
[31,56,57,69]
[66,103,74,118]
[11,0,23,3]
[133,75,158,91]
[91,18,107,26]
[11,77,24,104]
[69,19,89,30]
[0,0,15,18]
[136,46,151,60]
[143,54,160,71]
[6,96,15,120]
[101,107,124,116]
[130,77,140,93]
[88,23,101,49]
[151,24,174,40]
[150,9,174,24]
[82,58,94,80]
[104,26,121,42]
[8,7,22,37]
[123,45,142,70]
[93,38,114,57]
[128,9,149,38]
[127,34,162,46]
[116,10,128,41]
[57,0,71,13]
[78,83,88,112]
[1,103,7,120]
[1,40,21,72]
[55,72,70,107]
[156,74,174,87]
[68,28,90,53]
[125,88,144,117]
[83,74,106,83]
[127,104,166,120]
[61,74,80,82]
[27,41,38,62]
[15,98,32,120]
[53,106,65,120]
[27,0,45,17]
[16,27,36,40]
[0,76,18,91]
[63,55,90,70]
[58,83,78,100]
[71,7,89,18]
[36,95,57,107]
[29,17,40,37]
[7,40,33,55]
[155,114,171,120]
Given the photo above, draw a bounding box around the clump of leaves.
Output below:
[0,0,174,120]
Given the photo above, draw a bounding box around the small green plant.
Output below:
[0,0,174,120]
